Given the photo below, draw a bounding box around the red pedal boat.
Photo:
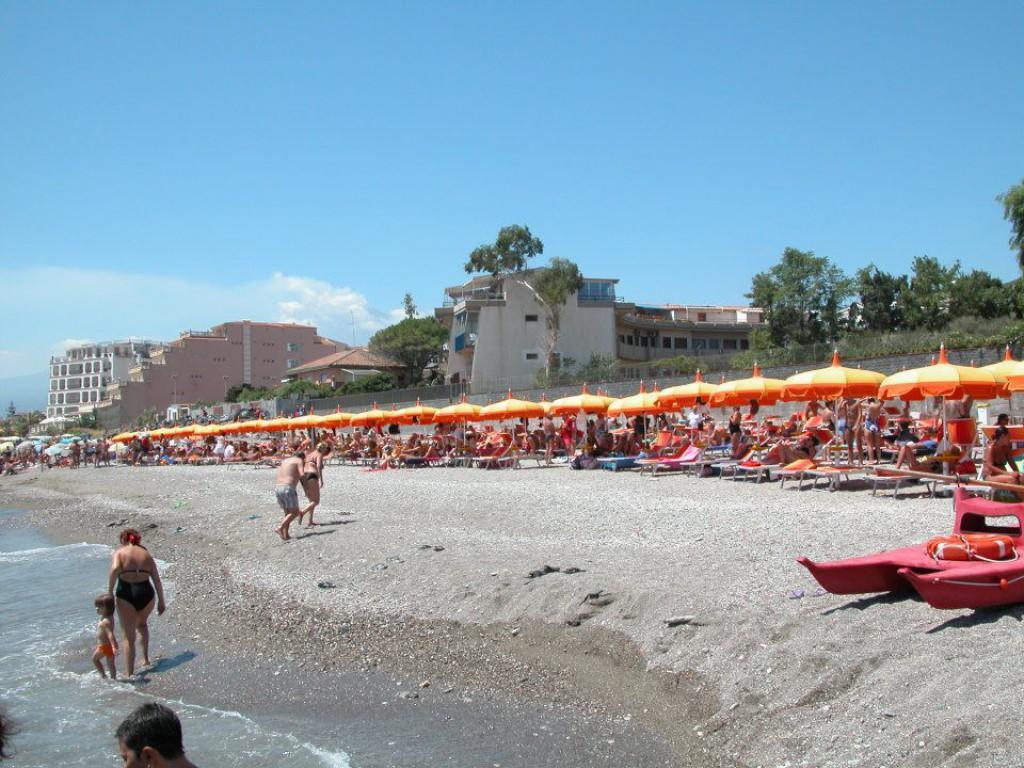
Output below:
[798,489,1024,610]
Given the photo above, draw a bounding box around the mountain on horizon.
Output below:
[0,371,48,413]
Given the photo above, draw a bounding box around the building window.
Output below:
[286,342,300,352]
[618,335,625,344]
[525,314,538,322]
[708,339,720,350]
[693,338,707,351]
[697,312,707,322]
[740,339,750,350]
[674,337,687,350]
[525,352,539,361]
[286,359,299,369]
[626,336,634,346]
[724,339,738,350]
[640,337,649,348]
[662,337,671,349]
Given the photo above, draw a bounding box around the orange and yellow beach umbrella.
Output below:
[709,364,786,407]
[349,404,397,428]
[983,346,1023,382]
[480,392,547,421]
[782,351,885,401]
[550,384,615,416]
[314,411,353,429]
[393,399,439,425]
[879,346,1006,401]
[261,418,294,433]
[432,395,482,423]
[656,370,719,409]
[607,382,666,417]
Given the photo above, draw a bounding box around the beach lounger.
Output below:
[869,468,935,498]
[725,460,781,483]
[636,445,703,476]
[779,463,865,492]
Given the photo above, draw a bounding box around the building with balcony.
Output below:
[47,340,162,420]
[434,271,765,390]
[92,321,342,428]
[616,304,764,363]
[434,272,620,392]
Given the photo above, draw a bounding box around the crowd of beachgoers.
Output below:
[2,393,1011,484]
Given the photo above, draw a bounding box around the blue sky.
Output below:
[2,1,1023,392]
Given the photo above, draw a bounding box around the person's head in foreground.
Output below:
[116,703,197,767]
[1,707,10,760]
[997,413,1010,427]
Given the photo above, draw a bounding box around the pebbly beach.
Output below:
[2,463,1020,767]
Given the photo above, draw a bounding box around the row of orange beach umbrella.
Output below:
[108,347,1024,443]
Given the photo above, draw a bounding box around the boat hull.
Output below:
[899,563,1024,610]
[798,489,1024,610]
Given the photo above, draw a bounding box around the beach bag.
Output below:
[926,534,1018,563]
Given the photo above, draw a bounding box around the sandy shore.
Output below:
[2,463,1020,767]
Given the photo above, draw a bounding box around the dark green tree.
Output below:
[335,372,395,395]
[369,317,448,385]
[225,384,271,403]
[465,225,544,276]
[950,269,1011,320]
[747,247,853,346]
[902,255,960,331]
[403,292,417,319]
[854,265,907,332]
[5,402,15,419]
[997,179,1024,269]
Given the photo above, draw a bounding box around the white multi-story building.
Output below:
[434,272,620,392]
[434,273,765,391]
[47,340,161,420]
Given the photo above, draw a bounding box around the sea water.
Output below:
[0,512,350,767]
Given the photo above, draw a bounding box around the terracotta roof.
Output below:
[288,347,401,374]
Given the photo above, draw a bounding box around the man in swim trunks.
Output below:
[274,449,305,541]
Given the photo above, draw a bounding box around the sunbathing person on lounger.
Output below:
[765,432,820,465]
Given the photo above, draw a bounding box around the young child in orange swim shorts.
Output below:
[92,594,119,679]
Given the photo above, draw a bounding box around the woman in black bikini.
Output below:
[107,528,166,677]
[298,442,330,527]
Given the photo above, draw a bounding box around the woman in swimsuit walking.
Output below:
[298,442,330,527]
[107,528,166,677]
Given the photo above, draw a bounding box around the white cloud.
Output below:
[267,273,393,335]
[0,267,400,376]
[52,338,95,357]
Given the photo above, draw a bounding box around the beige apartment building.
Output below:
[434,272,621,392]
[435,273,763,391]
[92,321,341,427]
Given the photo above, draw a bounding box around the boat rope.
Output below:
[933,573,1024,589]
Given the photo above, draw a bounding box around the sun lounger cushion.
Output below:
[783,459,816,471]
